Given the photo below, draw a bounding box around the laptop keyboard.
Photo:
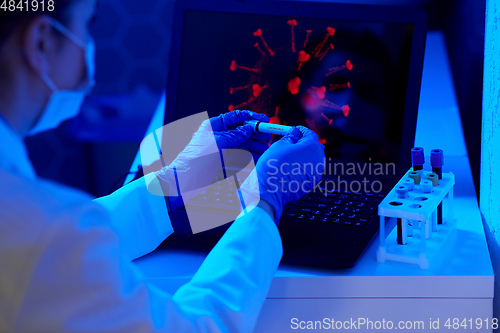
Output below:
[190,174,385,227]
[282,191,385,227]
[191,176,240,206]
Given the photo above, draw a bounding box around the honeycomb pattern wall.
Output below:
[90,0,174,95]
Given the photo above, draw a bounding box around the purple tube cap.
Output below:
[411,147,425,166]
[431,149,444,168]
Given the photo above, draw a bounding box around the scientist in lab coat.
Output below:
[0,0,325,332]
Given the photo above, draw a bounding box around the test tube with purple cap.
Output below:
[411,147,425,176]
[431,149,444,224]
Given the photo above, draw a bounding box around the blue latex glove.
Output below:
[155,110,271,211]
[209,110,272,158]
[240,126,325,224]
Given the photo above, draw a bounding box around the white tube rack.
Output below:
[376,169,455,269]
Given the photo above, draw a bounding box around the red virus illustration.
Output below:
[229,20,353,144]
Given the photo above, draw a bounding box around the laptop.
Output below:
[159,0,428,268]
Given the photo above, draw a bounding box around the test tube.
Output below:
[409,171,421,185]
[426,172,439,186]
[396,185,409,199]
[411,147,425,176]
[245,120,296,136]
[402,179,415,236]
[397,218,407,245]
[396,185,411,242]
[431,149,444,224]
[420,180,433,193]
[402,178,415,191]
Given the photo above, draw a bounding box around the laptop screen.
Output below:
[173,10,414,166]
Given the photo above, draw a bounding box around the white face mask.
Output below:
[29,19,95,136]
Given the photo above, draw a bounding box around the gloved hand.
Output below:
[240,126,325,225]
[154,110,270,204]
[208,110,272,158]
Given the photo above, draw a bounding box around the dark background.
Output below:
[24,0,484,199]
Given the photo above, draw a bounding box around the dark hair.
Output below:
[0,0,75,46]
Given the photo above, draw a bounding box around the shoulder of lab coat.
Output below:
[1,168,283,333]
[0,168,117,331]
[94,174,173,261]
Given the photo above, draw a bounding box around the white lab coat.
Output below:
[0,119,283,332]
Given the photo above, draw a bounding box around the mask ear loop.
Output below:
[83,38,95,93]
[49,18,86,49]
[40,72,59,92]
[49,18,94,92]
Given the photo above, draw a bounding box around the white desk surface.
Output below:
[133,32,493,301]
